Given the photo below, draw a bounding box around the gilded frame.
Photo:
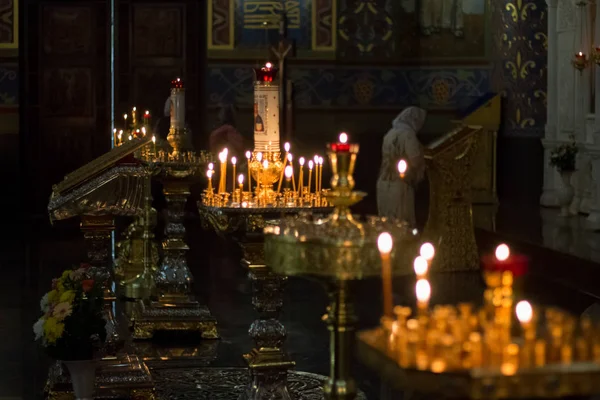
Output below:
[0,0,18,49]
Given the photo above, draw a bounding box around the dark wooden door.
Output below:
[22,0,110,213]
[116,0,206,149]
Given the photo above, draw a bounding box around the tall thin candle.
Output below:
[207,170,214,192]
[308,160,314,194]
[288,154,296,192]
[231,157,237,193]
[218,151,227,193]
[378,232,394,318]
[246,151,252,192]
[277,142,291,194]
[298,157,305,195]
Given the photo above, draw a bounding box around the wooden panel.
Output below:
[133,5,182,58]
[23,1,109,212]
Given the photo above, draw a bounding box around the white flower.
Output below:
[40,293,50,313]
[52,302,73,320]
[33,317,45,341]
[69,268,85,281]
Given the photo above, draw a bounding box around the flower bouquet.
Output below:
[34,264,107,398]
[549,136,578,172]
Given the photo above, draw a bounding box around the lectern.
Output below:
[47,138,154,399]
[423,125,482,272]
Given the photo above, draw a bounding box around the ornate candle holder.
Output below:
[249,151,285,204]
[264,134,418,400]
[131,137,219,340]
[572,52,589,72]
[357,245,600,399]
[198,204,332,400]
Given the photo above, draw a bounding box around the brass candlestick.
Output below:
[265,134,418,400]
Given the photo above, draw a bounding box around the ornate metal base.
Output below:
[45,355,154,400]
[151,367,367,400]
[131,339,220,369]
[132,299,219,340]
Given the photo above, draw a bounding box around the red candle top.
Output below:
[144,111,150,118]
[254,62,279,83]
[481,244,528,278]
[330,143,350,152]
[171,77,184,89]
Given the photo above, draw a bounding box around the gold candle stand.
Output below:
[132,140,219,340]
[264,138,418,400]
[199,205,331,399]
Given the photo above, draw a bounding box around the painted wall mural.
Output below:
[0,0,17,49]
[396,0,489,60]
[207,0,336,54]
[0,63,17,107]
[491,0,547,137]
[207,65,490,109]
[338,0,395,59]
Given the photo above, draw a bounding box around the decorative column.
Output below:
[541,0,560,206]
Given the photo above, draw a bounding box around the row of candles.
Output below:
[206,144,326,198]
[113,107,152,146]
[375,237,600,373]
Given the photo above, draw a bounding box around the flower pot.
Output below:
[557,170,575,217]
[63,360,96,400]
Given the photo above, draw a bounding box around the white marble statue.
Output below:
[377,107,427,226]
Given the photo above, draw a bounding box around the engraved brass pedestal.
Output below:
[133,157,218,340]
[424,125,482,272]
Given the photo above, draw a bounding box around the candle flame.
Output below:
[263,160,269,169]
[516,300,533,324]
[308,160,314,169]
[284,142,291,152]
[416,279,431,303]
[339,132,348,144]
[398,159,408,174]
[265,62,273,69]
[208,163,214,170]
[419,243,435,261]
[219,151,227,163]
[257,152,263,162]
[141,127,146,135]
[223,148,229,157]
[246,150,252,159]
[152,135,156,144]
[124,114,128,120]
[313,155,319,163]
[299,157,305,166]
[242,201,248,208]
[145,110,150,115]
[133,107,137,111]
[287,153,293,162]
[207,170,213,178]
[128,135,133,141]
[413,256,428,276]
[377,232,393,254]
[231,156,237,165]
[113,128,117,133]
[238,174,244,185]
[285,165,293,179]
[495,244,510,261]
[318,156,324,165]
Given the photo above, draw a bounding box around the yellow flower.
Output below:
[56,280,65,293]
[44,317,65,344]
[59,290,76,304]
[61,270,71,280]
[47,290,60,304]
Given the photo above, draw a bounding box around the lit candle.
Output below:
[419,242,435,261]
[284,165,293,189]
[207,170,214,192]
[378,232,394,318]
[256,152,263,162]
[298,157,305,195]
[288,154,296,192]
[482,243,529,278]
[398,159,408,179]
[415,279,431,316]
[118,130,123,145]
[113,129,118,147]
[246,151,252,192]
[124,113,128,126]
[308,160,314,194]
[219,151,227,194]
[331,132,350,152]
[132,107,137,126]
[277,142,291,194]
[144,110,151,128]
[128,134,133,141]
[152,135,156,154]
[231,156,237,192]
[516,300,535,367]
[413,256,428,278]
[318,156,324,192]
[238,174,244,192]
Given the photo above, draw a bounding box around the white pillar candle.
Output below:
[171,78,185,130]
[253,63,280,152]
